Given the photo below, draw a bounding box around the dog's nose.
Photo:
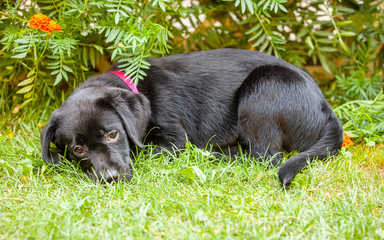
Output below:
[105,175,118,183]
[104,169,120,183]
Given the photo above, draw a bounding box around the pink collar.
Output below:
[107,71,139,94]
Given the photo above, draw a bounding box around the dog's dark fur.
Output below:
[41,49,343,186]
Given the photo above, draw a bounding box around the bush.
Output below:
[1,1,383,144]
[1,0,174,107]
[1,1,383,101]
[334,91,384,145]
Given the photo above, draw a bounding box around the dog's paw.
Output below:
[146,146,164,156]
[278,162,299,187]
[211,152,225,159]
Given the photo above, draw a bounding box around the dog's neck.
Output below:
[107,71,139,94]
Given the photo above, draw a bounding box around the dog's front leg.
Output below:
[144,123,188,155]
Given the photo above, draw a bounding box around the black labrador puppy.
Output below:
[41,49,344,186]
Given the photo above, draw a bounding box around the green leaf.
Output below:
[19,98,33,108]
[138,70,147,77]
[27,69,35,78]
[115,12,120,25]
[336,6,355,14]
[252,34,266,47]
[90,47,96,68]
[340,31,356,37]
[305,36,314,50]
[24,91,33,99]
[212,186,227,197]
[339,39,351,54]
[192,166,206,183]
[54,73,63,86]
[82,46,88,67]
[61,70,69,81]
[245,0,254,14]
[245,24,262,35]
[259,40,269,52]
[318,53,331,73]
[51,70,60,75]
[93,45,104,54]
[248,29,264,42]
[11,52,28,59]
[336,20,353,27]
[17,85,33,94]
[365,138,376,147]
[17,77,35,87]
[120,5,132,13]
[159,1,166,12]
[313,31,332,37]
[319,47,338,52]
[278,4,288,13]
[179,166,206,183]
[111,48,119,61]
[296,29,308,39]
[106,28,120,43]
[62,65,74,73]
[180,167,195,181]
[47,86,54,99]
[14,38,31,44]
[317,38,334,44]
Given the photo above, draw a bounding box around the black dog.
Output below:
[41,49,343,186]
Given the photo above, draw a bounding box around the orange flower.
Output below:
[48,20,62,32]
[342,133,353,148]
[29,13,61,33]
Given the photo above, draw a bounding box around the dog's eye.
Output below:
[107,131,119,141]
[73,146,86,157]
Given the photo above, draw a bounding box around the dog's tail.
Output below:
[278,113,344,186]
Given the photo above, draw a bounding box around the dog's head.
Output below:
[41,87,150,182]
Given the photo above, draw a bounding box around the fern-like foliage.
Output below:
[0,0,174,103]
[0,0,383,109]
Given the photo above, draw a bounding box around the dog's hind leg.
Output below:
[237,66,343,186]
[237,112,284,167]
[235,67,291,167]
[236,65,343,186]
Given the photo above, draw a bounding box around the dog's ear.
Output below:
[108,89,151,148]
[40,112,62,165]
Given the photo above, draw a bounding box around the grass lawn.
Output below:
[1,107,383,239]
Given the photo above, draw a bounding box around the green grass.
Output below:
[1,107,384,239]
